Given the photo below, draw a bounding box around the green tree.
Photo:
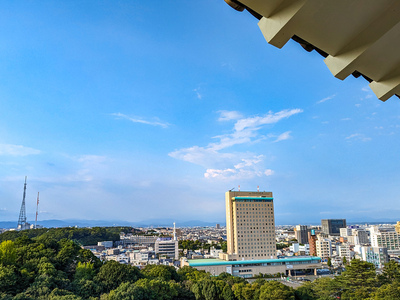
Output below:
[379,260,400,284]
[259,281,295,300]
[342,256,347,265]
[371,281,400,300]
[294,282,317,300]
[191,279,218,300]
[0,240,16,265]
[335,259,378,299]
[95,260,142,292]
[142,264,180,282]
[0,265,17,294]
[74,262,95,281]
[221,284,235,300]
[178,266,208,282]
[307,277,337,299]
[108,279,182,300]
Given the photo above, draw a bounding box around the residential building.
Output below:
[352,229,369,245]
[337,243,351,262]
[294,225,309,244]
[371,227,400,252]
[129,250,151,265]
[316,238,332,259]
[224,190,276,260]
[321,219,346,236]
[340,228,352,237]
[308,229,317,256]
[357,246,389,269]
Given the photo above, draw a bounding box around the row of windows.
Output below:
[237,208,273,211]
[238,253,273,258]
[236,203,271,207]
[239,245,274,249]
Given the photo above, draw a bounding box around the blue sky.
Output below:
[1,1,400,225]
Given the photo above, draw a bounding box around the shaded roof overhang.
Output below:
[224,0,400,101]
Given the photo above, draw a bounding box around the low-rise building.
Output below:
[182,257,322,278]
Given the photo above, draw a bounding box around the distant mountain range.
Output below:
[0,219,225,229]
[1,218,397,230]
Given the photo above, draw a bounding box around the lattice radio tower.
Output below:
[17,176,27,229]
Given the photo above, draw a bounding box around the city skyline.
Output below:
[1,1,400,224]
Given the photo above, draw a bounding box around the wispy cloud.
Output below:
[111,113,170,128]
[0,144,41,156]
[273,131,292,143]
[193,87,202,99]
[316,94,336,104]
[361,86,375,100]
[345,133,371,142]
[341,118,351,121]
[204,155,270,180]
[169,109,302,179]
[217,110,243,122]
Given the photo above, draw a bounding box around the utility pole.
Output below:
[35,192,39,229]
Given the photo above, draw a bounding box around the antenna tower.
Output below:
[35,192,39,229]
[17,176,27,229]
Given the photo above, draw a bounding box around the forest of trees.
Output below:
[1,228,400,299]
[0,227,130,246]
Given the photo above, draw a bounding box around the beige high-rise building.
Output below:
[225,190,276,260]
[395,221,400,234]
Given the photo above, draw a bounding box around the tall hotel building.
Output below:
[225,190,276,260]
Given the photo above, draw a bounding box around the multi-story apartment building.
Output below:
[294,225,309,244]
[337,243,351,261]
[316,238,332,259]
[352,229,369,245]
[225,190,276,260]
[340,228,352,237]
[321,219,346,236]
[360,246,388,269]
[371,229,400,251]
[308,229,317,256]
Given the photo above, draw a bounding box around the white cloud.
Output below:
[341,118,351,121]
[234,109,302,132]
[111,113,169,128]
[193,87,202,99]
[345,133,371,142]
[273,131,292,143]
[361,86,369,92]
[316,94,336,104]
[217,110,243,122]
[204,155,272,180]
[170,109,302,179]
[264,169,274,176]
[204,168,236,179]
[0,144,41,156]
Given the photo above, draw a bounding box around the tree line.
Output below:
[1,228,400,299]
[0,227,130,246]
